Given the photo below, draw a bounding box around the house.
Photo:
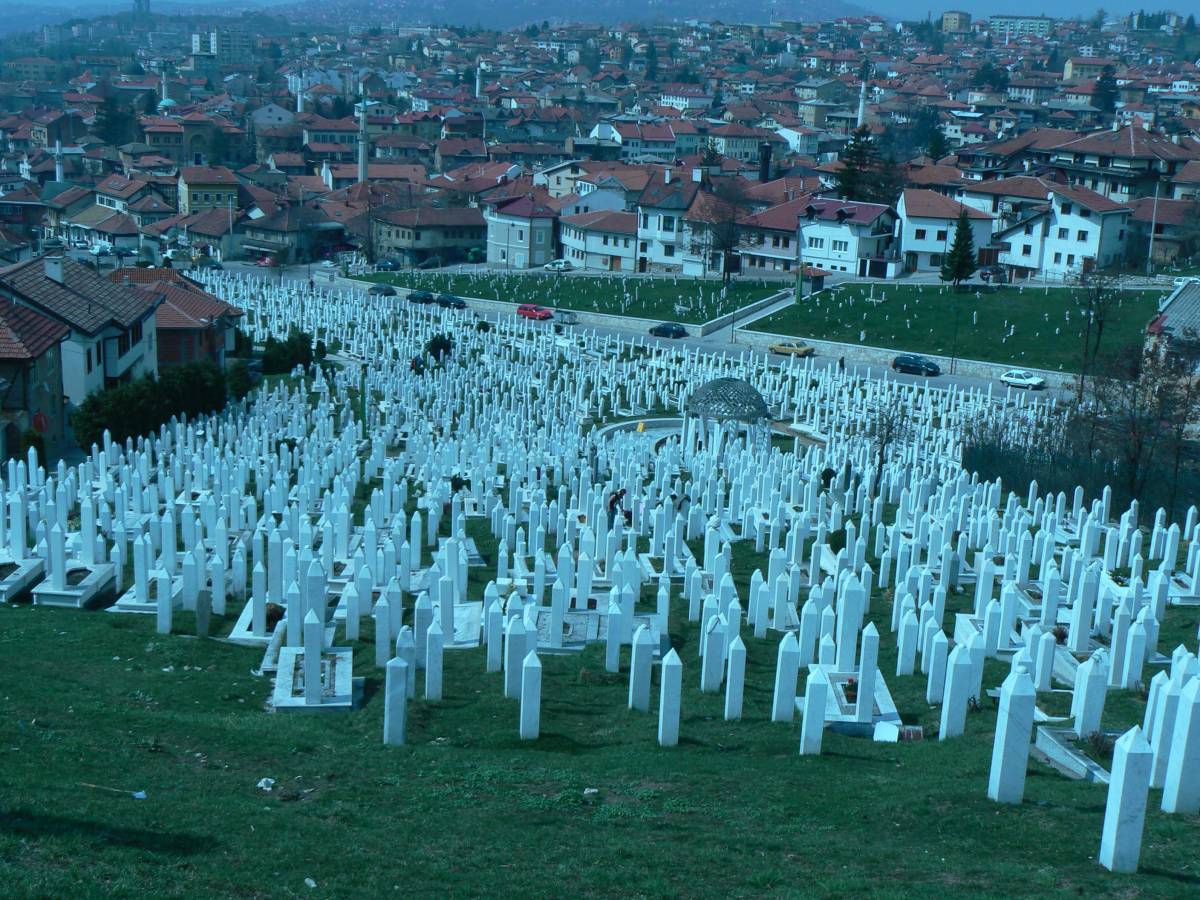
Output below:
[372,206,486,267]
[1128,196,1200,265]
[109,269,242,369]
[792,197,899,278]
[178,166,238,215]
[483,194,558,269]
[0,254,159,405]
[239,205,342,265]
[995,184,1131,280]
[897,189,994,273]
[0,299,70,457]
[559,210,637,271]
[634,168,703,273]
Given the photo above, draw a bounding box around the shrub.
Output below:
[425,333,453,363]
[474,320,491,333]
[227,361,254,401]
[71,361,227,449]
[262,329,314,375]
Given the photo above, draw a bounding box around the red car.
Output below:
[516,303,553,321]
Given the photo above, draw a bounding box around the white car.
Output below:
[543,259,573,272]
[1000,369,1046,390]
[1174,276,1199,289]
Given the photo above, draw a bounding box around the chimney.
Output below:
[44,253,64,284]
[758,141,772,183]
[663,167,671,184]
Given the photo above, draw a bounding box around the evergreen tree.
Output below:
[645,41,658,80]
[835,126,875,202]
[1095,66,1118,116]
[94,95,133,146]
[940,210,978,288]
[869,155,905,207]
[928,125,949,161]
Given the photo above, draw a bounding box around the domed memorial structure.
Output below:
[683,377,771,455]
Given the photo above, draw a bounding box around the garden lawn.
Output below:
[360,271,781,324]
[748,283,1162,372]
[3,497,1198,897]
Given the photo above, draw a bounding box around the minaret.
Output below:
[53,140,63,182]
[856,80,867,129]
[357,89,369,184]
[475,62,482,100]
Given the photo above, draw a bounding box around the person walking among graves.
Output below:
[608,488,626,529]
[837,356,845,373]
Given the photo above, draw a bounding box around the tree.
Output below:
[928,125,949,161]
[1075,271,1122,400]
[1095,67,1118,117]
[691,178,752,283]
[94,96,133,146]
[861,391,913,498]
[835,126,874,202]
[425,333,454,363]
[645,41,658,80]
[940,210,978,288]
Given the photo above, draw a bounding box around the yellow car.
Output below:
[769,341,815,358]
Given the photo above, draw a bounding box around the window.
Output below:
[641,213,649,229]
[936,230,947,242]
[1061,202,1073,215]
[1080,208,1091,218]
[535,231,544,245]
[1058,228,1069,239]
[807,236,824,249]
[832,240,848,252]
[517,230,524,241]
[132,321,142,344]
[663,244,675,257]
[86,348,92,373]
[1023,224,1033,235]
[602,235,609,246]
[915,228,926,240]
[662,215,675,231]
[1077,230,1087,242]
[1022,244,1031,256]
[1053,252,1062,263]
[500,249,507,261]
[639,242,647,253]
[1067,254,1075,266]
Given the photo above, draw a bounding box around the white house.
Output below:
[634,168,703,273]
[995,184,1130,280]
[897,188,994,273]
[559,210,637,271]
[0,254,159,405]
[737,195,900,278]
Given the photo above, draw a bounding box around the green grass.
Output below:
[4,500,1198,897]
[359,271,781,325]
[748,284,1162,372]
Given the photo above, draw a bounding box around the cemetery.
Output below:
[749,283,1160,371]
[360,269,780,323]
[2,268,1200,896]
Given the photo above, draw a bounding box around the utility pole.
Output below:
[1146,180,1160,277]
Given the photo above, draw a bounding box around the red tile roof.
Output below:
[0,299,69,361]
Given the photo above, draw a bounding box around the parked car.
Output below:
[1000,369,1046,390]
[980,266,1008,284]
[257,255,275,267]
[1174,276,1200,289]
[517,303,553,320]
[436,292,466,309]
[556,310,579,325]
[892,354,941,377]
[769,340,815,358]
[543,258,573,272]
[367,283,397,296]
[649,322,688,339]
[195,259,223,270]
[408,290,435,304]
[376,259,400,272]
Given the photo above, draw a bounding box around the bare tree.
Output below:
[1075,271,1124,402]
[860,391,914,499]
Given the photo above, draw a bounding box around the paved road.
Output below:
[212,261,1070,400]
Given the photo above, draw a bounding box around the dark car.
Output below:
[367,283,397,296]
[892,353,940,377]
[375,259,400,271]
[980,266,1008,284]
[436,292,466,309]
[408,290,435,304]
[649,322,688,339]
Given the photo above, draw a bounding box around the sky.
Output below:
[859,1,1140,19]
